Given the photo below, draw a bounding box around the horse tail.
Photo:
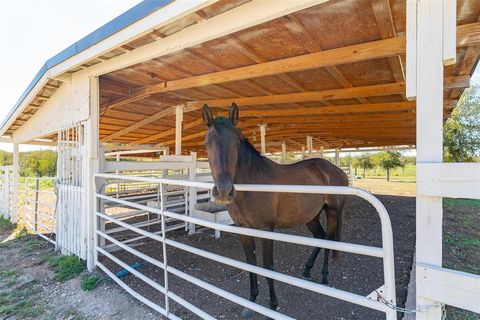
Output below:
[332,205,344,260]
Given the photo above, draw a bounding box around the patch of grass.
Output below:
[12,225,29,239]
[445,306,480,320]
[0,216,13,231]
[64,308,87,320]
[0,269,19,287]
[0,283,44,319]
[444,198,480,208]
[81,274,101,291]
[23,236,48,253]
[49,255,86,282]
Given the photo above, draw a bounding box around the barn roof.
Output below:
[0,0,173,135]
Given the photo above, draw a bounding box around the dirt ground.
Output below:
[101,194,416,320]
[0,228,162,320]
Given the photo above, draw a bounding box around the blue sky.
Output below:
[0,1,478,153]
[0,0,141,152]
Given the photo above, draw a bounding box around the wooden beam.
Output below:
[102,75,466,142]
[101,102,200,142]
[370,0,405,84]
[102,22,480,111]
[201,75,466,108]
[283,15,370,104]
[238,101,417,117]
[133,118,204,145]
[105,36,406,109]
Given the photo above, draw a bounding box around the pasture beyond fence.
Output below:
[94,173,397,320]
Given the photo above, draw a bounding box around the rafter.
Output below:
[103,21,479,111]
[104,75,466,142]
[370,0,406,86]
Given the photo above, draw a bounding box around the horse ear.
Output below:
[229,103,239,126]
[202,104,213,127]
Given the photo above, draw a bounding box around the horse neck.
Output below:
[234,140,275,184]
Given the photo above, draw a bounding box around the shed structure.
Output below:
[1,0,479,319]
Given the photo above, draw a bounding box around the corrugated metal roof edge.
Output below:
[0,0,173,136]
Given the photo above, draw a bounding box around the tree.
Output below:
[353,153,374,178]
[443,85,480,162]
[375,151,402,181]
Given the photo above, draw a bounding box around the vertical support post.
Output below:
[259,124,267,155]
[115,153,120,198]
[409,1,452,319]
[335,149,340,166]
[34,178,40,232]
[301,146,305,160]
[175,105,184,156]
[306,136,313,155]
[86,76,100,271]
[319,146,324,157]
[11,142,19,223]
[281,141,286,163]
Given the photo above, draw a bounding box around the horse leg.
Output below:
[239,235,258,319]
[321,206,338,285]
[303,214,326,278]
[261,238,278,314]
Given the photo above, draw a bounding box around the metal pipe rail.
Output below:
[94,173,397,320]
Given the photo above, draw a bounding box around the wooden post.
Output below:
[301,146,305,160]
[86,76,101,271]
[34,178,40,232]
[11,143,19,223]
[319,146,324,157]
[335,149,340,166]
[116,153,120,198]
[306,136,313,155]
[175,105,184,155]
[281,141,286,163]
[409,1,453,319]
[259,124,267,155]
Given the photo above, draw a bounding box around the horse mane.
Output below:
[212,117,267,174]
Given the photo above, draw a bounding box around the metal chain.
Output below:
[375,289,446,316]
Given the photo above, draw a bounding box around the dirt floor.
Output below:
[0,227,162,320]
[101,194,416,320]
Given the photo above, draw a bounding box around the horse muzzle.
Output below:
[212,185,237,204]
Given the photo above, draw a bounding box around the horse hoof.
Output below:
[302,269,311,278]
[321,278,329,285]
[241,308,255,319]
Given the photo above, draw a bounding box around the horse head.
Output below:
[202,103,240,204]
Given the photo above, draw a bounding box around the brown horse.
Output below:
[202,103,348,318]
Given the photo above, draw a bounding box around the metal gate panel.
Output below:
[56,123,86,258]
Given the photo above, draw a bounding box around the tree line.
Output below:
[0,150,57,177]
[337,151,414,181]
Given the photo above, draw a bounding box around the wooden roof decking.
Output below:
[96,0,480,155]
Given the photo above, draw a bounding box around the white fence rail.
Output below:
[0,166,13,219]
[94,173,397,320]
[22,177,56,245]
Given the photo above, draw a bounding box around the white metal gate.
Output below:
[56,123,87,258]
[22,177,57,245]
[94,174,397,320]
[0,166,13,219]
